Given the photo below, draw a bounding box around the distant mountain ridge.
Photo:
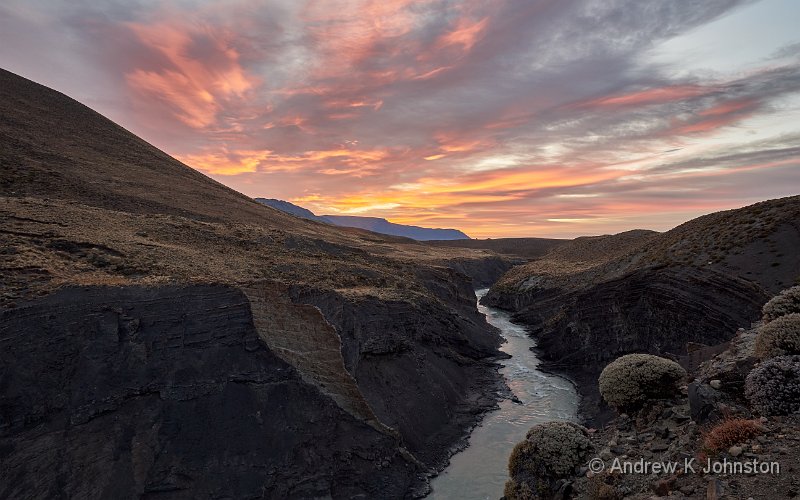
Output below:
[255,198,470,240]
[255,198,330,224]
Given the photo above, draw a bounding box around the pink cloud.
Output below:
[124,20,259,128]
[578,85,709,108]
[5,0,797,238]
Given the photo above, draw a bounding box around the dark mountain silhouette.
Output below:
[256,198,470,240]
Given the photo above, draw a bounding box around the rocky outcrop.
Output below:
[562,327,800,500]
[242,283,383,429]
[289,270,505,469]
[485,266,769,424]
[440,256,519,289]
[0,285,420,499]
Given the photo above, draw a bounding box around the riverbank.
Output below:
[427,290,579,499]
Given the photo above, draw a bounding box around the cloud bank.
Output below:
[1,0,798,236]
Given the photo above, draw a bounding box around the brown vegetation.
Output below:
[0,68,503,308]
[702,418,762,453]
[493,196,800,296]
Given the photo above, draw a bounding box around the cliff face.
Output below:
[288,268,505,468]
[0,69,516,497]
[484,197,800,424]
[438,256,518,289]
[490,267,768,423]
[0,279,506,499]
[0,285,420,499]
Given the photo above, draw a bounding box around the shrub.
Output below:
[508,421,592,497]
[587,474,621,500]
[754,313,800,359]
[745,355,800,416]
[762,286,800,321]
[598,354,687,411]
[503,479,535,500]
[702,418,762,453]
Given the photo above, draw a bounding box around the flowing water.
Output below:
[428,289,579,499]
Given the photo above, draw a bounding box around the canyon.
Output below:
[0,68,513,498]
[2,66,798,498]
[482,197,800,424]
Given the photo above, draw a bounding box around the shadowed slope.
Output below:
[0,68,510,497]
[485,197,800,424]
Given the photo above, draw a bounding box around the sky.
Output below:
[1,0,799,238]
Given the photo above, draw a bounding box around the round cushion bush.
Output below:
[754,313,800,359]
[507,421,592,497]
[745,355,800,416]
[598,353,686,411]
[762,286,800,322]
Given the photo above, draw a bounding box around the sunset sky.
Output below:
[2,0,799,237]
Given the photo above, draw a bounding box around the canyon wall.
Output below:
[485,266,769,424]
[289,266,505,468]
[0,285,421,499]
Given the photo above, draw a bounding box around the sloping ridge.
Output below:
[485,197,800,424]
[0,67,388,428]
[0,67,387,243]
[1,68,507,496]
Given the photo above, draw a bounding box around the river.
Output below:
[428,289,579,499]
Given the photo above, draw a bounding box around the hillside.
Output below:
[0,68,512,498]
[426,237,568,260]
[492,229,658,283]
[485,197,800,423]
[256,198,470,241]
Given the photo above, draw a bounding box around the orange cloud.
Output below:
[177,149,274,175]
[324,164,624,216]
[125,21,258,128]
[436,17,489,51]
[668,98,758,135]
[180,146,391,176]
[697,98,756,116]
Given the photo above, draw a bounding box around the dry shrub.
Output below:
[503,479,536,500]
[507,421,593,498]
[754,313,800,359]
[745,355,800,415]
[702,418,762,453]
[762,286,800,322]
[587,473,621,500]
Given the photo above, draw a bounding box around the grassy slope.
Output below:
[425,237,567,260]
[0,68,499,305]
[494,199,800,295]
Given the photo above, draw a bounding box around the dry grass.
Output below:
[639,196,800,268]
[494,229,658,290]
[494,195,800,295]
[0,69,503,307]
[702,418,762,453]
